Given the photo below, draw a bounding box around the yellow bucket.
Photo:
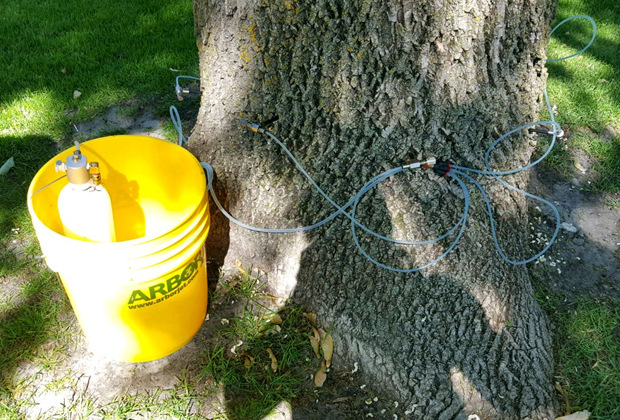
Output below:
[27,135,210,362]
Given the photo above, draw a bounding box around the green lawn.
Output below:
[546,0,620,192]
[556,301,620,418]
[0,0,198,140]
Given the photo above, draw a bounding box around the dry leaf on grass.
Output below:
[269,314,283,324]
[235,259,247,275]
[309,326,321,358]
[244,355,254,368]
[311,326,320,340]
[321,333,334,368]
[554,381,570,411]
[310,336,321,359]
[267,348,278,373]
[303,312,317,325]
[226,279,239,290]
[556,411,591,420]
[314,360,327,387]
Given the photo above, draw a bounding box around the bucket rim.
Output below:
[27,135,208,249]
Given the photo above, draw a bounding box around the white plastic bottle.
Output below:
[56,149,116,242]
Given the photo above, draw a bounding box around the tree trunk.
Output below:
[191,0,557,418]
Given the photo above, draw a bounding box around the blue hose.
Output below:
[172,14,595,272]
[546,15,597,63]
[170,106,187,145]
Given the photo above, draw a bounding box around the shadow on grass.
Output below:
[0,272,68,389]
[554,300,620,418]
[0,135,57,235]
[0,0,198,137]
[550,4,619,71]
[532,282,620,418]
[0,134,68,399]
[584,135,620,192]
[202,304,315,420]
[547,3,620,123]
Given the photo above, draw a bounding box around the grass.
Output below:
[1,371,215,419]
[533,270,620,420]
[571,131,620,192]
[543,0,620,191]
[0,134,74,399]
[204,273,317,420]
[550,299,620,419]
[0,0,198,141]
[0,271,73,415]
[203,326,310,420]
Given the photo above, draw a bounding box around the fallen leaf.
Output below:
[573,161,586,173]
[244,355,254,368]
[0,157,15,175]
[556,410,591,420]
[235,259,247,275]
[310,336,321,359]
[73,90,82,99]
[264,324,282,336]
[321,333,334,368]
[318,328,326,341]
[61,68,67,74]
[221,279,239,296]
[269,314,283,324]
[554,382,570,414]
[311,326,320,341]
[332,397,350,403]
[303,312,317,325]
[267,348,278,373]
[314,361,327,387]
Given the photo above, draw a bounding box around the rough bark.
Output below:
[191,0,557,418]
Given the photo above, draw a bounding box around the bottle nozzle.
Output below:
[89,162,101,185]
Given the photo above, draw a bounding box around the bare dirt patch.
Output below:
[529,165,620,301]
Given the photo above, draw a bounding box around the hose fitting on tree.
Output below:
[239,119,265,134]
[403,157,436,170]
[528,127,565,139]
[174,75,200,101]
[175,84,188,101]
[431,160,452,177]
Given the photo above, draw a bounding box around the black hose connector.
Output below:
[432,161,452,177]
[528,127,565,139]
[260,115,279,127]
